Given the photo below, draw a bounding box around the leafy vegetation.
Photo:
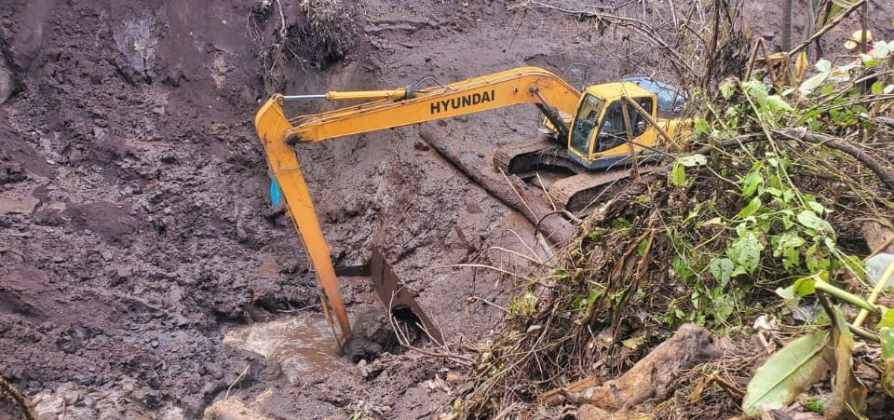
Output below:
[459,26,894,420]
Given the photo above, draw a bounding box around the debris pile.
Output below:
[456,4,894,419]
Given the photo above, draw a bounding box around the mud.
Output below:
[2,0,891,419]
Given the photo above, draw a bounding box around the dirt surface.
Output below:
[1,1,892,419]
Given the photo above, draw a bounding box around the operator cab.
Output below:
[567,80,684,170]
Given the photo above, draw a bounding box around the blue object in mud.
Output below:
[269,178,283,208]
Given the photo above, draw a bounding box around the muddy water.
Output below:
[224,314,348,381]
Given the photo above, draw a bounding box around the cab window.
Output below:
[570,94,603,156]
[596,97,654,152]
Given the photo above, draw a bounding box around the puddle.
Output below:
[223,315,348,381]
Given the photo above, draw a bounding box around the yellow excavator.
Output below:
[253,66,690,350]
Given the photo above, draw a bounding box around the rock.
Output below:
[63,388,82,405]
[33,392,65,420]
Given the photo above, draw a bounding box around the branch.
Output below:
[787,0,866,57]
[774,128,894,191]
[527,1,697,79]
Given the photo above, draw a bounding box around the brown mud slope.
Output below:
[3,0,889,419]
[0,1,595,418]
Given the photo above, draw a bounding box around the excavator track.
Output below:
[494,136,652,213]
[551,166,657,213]
[493,137,559,177]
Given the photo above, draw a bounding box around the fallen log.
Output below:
[418,129,578,246]
[544,324,721,413]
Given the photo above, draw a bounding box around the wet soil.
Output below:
[1,1,892,419]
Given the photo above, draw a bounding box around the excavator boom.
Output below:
[285,66,581,143]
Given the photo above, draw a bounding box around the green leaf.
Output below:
[670,161,686,187]
[792,276,817,297]
[772,232,805,270]
[736,197,762,219]
[742,331,831,416]
[882,327,894,398]
[728,231,764,274]
[712,292,735,323]
[741,164,764,198]
[805,243,831,272]
[765,95,794,113]
[694,118,710,136]
[672,256,694,282]
[797,210,834,236]
[883,328,894,360]
[879,308,894,329]
[807,200,826,215]
[872,81,884,95]
[709,257,734,286]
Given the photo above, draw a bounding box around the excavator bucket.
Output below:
[368,248,444,345]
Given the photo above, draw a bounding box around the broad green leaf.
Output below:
[742,331,831,416]
[712,292,735,323]
[792,276,817,297]
[694,118,710,136]
[797,210,834,235]
[670,161,686,187]
[741,165,763,198]
[806,200,826,215]
[765,95,794,113]
[672,256,694,282]
[879,308,894,329]
[709,257,734,286]
[772,232,805,270]
[883,328,894,359]
[677,154,707,167]
[883,327,894,399]
[872,81,884,95]
[728,231,763,274]
[736,197,762,219]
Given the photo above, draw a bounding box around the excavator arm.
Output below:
[284,66,581,143]
[253,66,582,348]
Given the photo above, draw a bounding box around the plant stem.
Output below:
[814,280,877,313]
[854,258,894,328]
